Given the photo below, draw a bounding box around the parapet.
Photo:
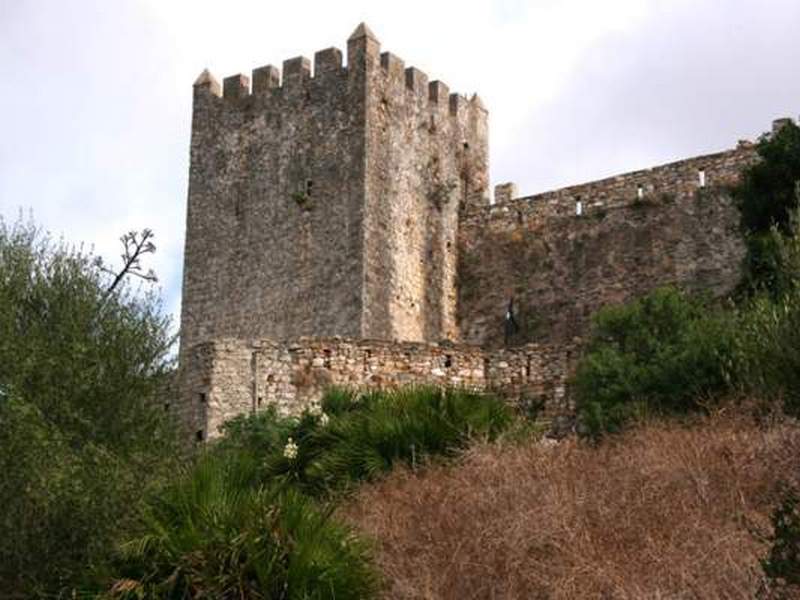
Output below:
[191,23,484,124]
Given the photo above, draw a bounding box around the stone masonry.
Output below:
[182,337,574,442]
[181,23,487,358]
[178,23,796,440]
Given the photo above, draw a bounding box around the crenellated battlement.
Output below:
[192,23,482,128]
[461,143,760,232]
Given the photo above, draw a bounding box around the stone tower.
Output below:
[180,23,488,356]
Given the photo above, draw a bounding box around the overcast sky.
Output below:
[1,0,798,331]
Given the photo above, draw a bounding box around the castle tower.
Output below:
[180,23,488,356]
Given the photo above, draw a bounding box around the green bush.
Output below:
[222,386,512,496]
[100,453,379,600]
[0,218,179,597]
[761,487,800,595]
[735,287,800,416]
[573,287,736,437]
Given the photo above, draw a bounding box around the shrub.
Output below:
[100,453,379,600]
[736,287,800,417]
[573,287,736,437]
[761,487,800,597]
[739,202,800,299]
[223,387,513,496]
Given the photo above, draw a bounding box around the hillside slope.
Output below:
[341,411,800,599]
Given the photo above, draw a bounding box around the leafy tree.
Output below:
[735,121,800,297]
[0,217,179,597]
[736,121,800,237]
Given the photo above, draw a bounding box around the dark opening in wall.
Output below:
[444,355,453,368]
[164,403,170,412]
[257,396,263,407]
[196,429,205,442]
[199,392,207,404]
[463,141,470,150]
[267,374,275,383]
[305,179,313,196]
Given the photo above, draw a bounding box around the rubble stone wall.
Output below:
[182,337,574,440]
[457,145,759,348]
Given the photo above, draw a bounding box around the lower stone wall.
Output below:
[180,337,575,440]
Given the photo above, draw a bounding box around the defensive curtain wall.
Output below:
[458,143,760,348]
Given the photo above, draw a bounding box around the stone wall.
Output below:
[181,337,573,440]
[361,29,488,341]
[457,145,759,348]
[180,24,488,361]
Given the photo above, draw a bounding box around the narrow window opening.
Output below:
[575,199,583,216]
[698,170,706,188]
[198,392,207,404]
[257,396,263,407]
[305,179,313,196]
[463,141,470,150]
[164,403,170,412]
[196,429,205,442]
[444,355,453,368]
[637,185,644,199]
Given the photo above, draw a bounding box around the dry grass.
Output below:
[340,410,800,599]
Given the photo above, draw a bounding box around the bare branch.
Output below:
[99,229,159,307]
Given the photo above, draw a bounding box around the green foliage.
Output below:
[0,217,179,597]
[739,201,800,300]
[105,387,509,598]
[223,386,512,496]
[735,286,800,416]
[736,121,800,237]
[101,453,379,600]
[735,121,800,297]
[761,487,800,593]
[573,287,736,437]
